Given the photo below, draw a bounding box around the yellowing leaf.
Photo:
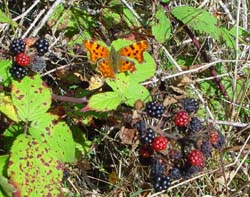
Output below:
[0,94,19,122]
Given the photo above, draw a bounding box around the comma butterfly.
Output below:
[83,40,149,78]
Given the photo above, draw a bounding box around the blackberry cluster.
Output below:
[9,63,28,80]
[35,38,49,56]
[182,98,199,113]
[134,97,226,192]
[188,117,203,132]
[9,38,26,55]
[145,101,165,118]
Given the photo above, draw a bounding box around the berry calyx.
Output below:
[145,101,165,118]
[187,149,204,168]
[35,38,49,56]
[182,98,199,113]
[174,111,189,127]
[152,136,168,151]
[9,38,26,55]
[15,53,30,67]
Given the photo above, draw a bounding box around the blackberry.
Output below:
[9,63,28,80]
[201,141,213,158]
[9,38,26,55]
[182,98,199,113]
[140,128,155,144]
[213,131,225,149]
[29,56,46,73]
[153,175,171,192]
[135,120,146,132]
[35,38,49,56]
[145,101,165,118]
[169,167,182,180]
[182,166,201,179]
[188,117,203,132]
[151,159,165,177]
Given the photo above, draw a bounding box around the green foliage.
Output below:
[152,6,171,43]
[0,60,12,86]
[0,10,17,27]
[0,75,76,195]
[171,6,235,48]
[8,134,63,196]
[88,39,155,111]
[11,75,51,122]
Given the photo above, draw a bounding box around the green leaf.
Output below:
[29,113,75,162]
[0,176,16,197]
[0,10,17,27]
[3,124,23,151]
[11,75,51,122]
[0,94,19,122]
[89,92,123,111]
[8,134,63,196]
[130,52,156,83]
[152,7,171,43]
[124,83,151,106]
[0,60,12,86]
[0,155,8,174]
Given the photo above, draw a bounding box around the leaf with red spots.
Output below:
[8,134,63,196]
[11,75,51,122]
[29,113,75,162]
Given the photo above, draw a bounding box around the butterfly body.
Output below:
[83,40,149,78]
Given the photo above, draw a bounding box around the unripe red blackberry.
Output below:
[187,149,204,168]
[174,111,189,127]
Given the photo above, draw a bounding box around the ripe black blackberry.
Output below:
[35,38,49,56]
[151,159,165,177]
[182,98,199,113]
[201,141,213,158]
[169,167,182,180]
[140,128,155,144]
[153,175,171,192]
[145,101,165,118]
[182,166,201,179]
[9,38,26,55]
[188,117,203,132]
[9,63,28,80]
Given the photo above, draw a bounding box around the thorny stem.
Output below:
[160,2,231,102]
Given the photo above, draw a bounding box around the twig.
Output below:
[13,0,41,21]
[206,119,249,127]
[218,0,235,24]
[31,0,64,36]
[52,94,88,104]
[231,0,241,120]
[40,64,71,77]
[120,0,141,25]
[22,9,46,38]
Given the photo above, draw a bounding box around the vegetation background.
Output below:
[0,0,250,196]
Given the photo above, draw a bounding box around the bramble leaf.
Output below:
[11,75,51,122]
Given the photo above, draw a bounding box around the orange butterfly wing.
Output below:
[118,40,149,63]
[83,40,109,63]
[97,59,115,78]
